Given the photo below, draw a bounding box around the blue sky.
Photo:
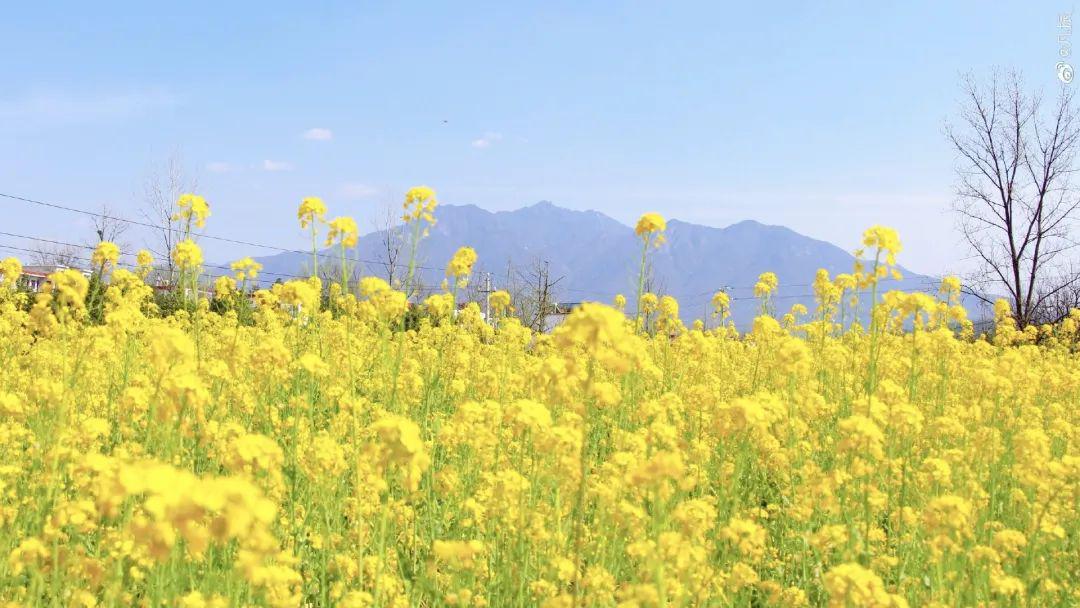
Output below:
[0,1,1072,273]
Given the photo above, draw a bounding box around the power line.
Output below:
[0,230,308,281]
[2,190,959,300]
[0,191,447,273]
[560,277,947,304]
[0,242,260,283]
[1,231,953,313]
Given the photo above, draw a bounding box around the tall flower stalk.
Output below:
[401,186,438,303]
[446,246,477,319]
[170,193,210,303]
[298,196,328,280]
[326,216,359,294]
[633,212,666,330]
[387,186,438,410]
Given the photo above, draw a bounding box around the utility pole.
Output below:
[479,272,494,325]
[537,261,564,332]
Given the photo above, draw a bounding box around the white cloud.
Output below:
[0,87,177,126]
[206,162,233,174]
[303,127,333,141]
[471,132,503,148]
[262,160,294,172]
[338,182,379,200]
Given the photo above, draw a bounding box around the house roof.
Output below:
[20,265,90,278]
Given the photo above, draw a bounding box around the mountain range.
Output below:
[252,201,975,327]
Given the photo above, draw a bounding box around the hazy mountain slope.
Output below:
[252,202,965,327]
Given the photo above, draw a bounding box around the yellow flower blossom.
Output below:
[403,186,438,224]
[446,246,478,279]
[173,193,211,229]
[0,217,1073,607]
[92,241,120,269]
[634,212,666,247]
[0,257,22,286]
[172,239,203,270]
[298,196,328,229]
[326,216,359,248]
[754,271,779,298]
[231,256,263,281]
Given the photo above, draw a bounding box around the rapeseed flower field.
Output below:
[0,187,1076,607]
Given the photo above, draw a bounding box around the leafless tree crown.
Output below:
[31,244,81,268]
[504,257,562,332]
[87,204,130,251]
[371,203,406,288]
[141,151,198,279]
[947,71,1080,326]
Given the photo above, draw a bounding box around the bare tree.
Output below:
[318,260,363,290]
[947,71,1080,327]
[32,244,81,268]
[457,269,490,308]
[501,259,530,321]
[26,204,129,271]
[1032,262,1080,323]
[509,256,562,332]
[370,203,406,288]
[85,204,130,251]
[641,264,668,299]
[142,151,198,279]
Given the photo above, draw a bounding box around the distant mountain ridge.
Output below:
[252,201,961,327]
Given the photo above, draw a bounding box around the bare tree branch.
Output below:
[85,204,130,251]
[370,203,405,289]
[31,244,81,268]
[141,150,198,281]
[949,70,1080,326]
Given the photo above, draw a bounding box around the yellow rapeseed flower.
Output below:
[754,271,779,298]
[634,212,667,247]
[171,239,203,270]
[298,196,328,229]
[635,212,666,236]
[403,186,438,225]
[173,193,211,229]
[0,257,23,286]
[91,241,120,269]
[446,246,478,279]
[326,216,359,248]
